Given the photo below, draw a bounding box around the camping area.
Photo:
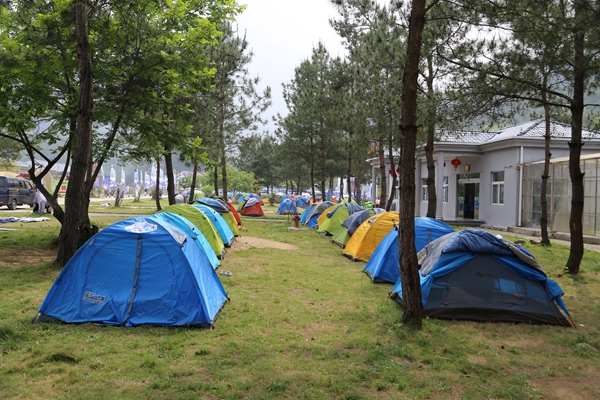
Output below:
[1,200,600,400]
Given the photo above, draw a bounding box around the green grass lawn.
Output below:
[1,207,599,399]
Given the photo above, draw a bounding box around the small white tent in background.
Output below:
[150,162,157,186]
[144,171,151,189]
[120,166,126,187]
[109,165,116,189]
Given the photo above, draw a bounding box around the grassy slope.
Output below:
[0,203,599,399]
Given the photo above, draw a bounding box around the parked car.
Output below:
[0,176,36,210]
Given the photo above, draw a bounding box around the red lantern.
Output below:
[451,158,461,170]
[388,169,393,175]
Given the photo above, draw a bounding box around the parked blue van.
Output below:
[0,176,36,209]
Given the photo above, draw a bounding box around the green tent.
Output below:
[330,208,377,248]
[220,211,240,236]
[317,202,363,237]
[156,204,225,259]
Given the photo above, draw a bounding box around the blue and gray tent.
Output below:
[389,229,575,326]
[194,197,229,213]
[302,201,333,229]
[294,196,310,208]
[277,198,300,215]
[35,217,228,327]
[299,204,316,224]
[364,217,454,283]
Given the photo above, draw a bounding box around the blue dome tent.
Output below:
[277,198,300,215]
[364,218,455,283]
[299,204,316,224]
[194,197,229,213]
[294,196,310,208]
[149,212,220,270]
[390,229,575,326]
[35,217,228,327]
[304,201,333,229]
[192,204,235,247]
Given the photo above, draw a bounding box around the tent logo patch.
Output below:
[82,291,106,306]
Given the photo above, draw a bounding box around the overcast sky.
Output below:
[235,0,347,134]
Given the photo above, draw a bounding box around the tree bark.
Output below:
[355,167,362,203]
[164,144,176,205]
[220,129,228,202]
[56,0,95,266]
[386,134,398,211]
[154,160,161,211]
[540,102,551,246]
[378,138,388,209]
[346,128,353,202]
[320,132,326,202]
[566,2,586,275]
[212,164,218,197]
[399,0,429,328]
[189,162,198,204]
[425,55,437,218]
[310,160,316,202]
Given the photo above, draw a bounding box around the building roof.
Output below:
[436,120,600,145]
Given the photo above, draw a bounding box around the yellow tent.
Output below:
[316,204,339,229]
[342,211,399,262]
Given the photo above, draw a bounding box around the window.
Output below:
[492,171,505,205]
[442,176,449,203]
[422,177,448,202]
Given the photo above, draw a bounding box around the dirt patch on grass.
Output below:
[229,236,298,252]
[531,366,600,399]
[0,247,56,267]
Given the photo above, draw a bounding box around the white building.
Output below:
[370,120,600,232]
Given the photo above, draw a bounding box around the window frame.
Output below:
[492,171,505,205]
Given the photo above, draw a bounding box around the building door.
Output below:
[464,183,476,219]
[458,174,480,219]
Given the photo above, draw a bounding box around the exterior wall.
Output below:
[417,145,559,226]
[370,135,600,230]
[477,148,520,227]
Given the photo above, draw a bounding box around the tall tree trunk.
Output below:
[356,167,362,204]
[347,129,353,202]
[213,164,219,197]
[56,0,95,266]
[340,176,345,202]
[154,161,161,211]
[377,138,388,208]
[425,55,437,218]
[220,145,228,201]
[540,101,552,246]
[219,90,229,201]
[329,174,334,200]
[189,162,198,204]
[320,133,326,202]
[386,129,397,211]
[310,160,316,202]
[164,144,176,205]
[566,2,586,275]
[399,0,429,328]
